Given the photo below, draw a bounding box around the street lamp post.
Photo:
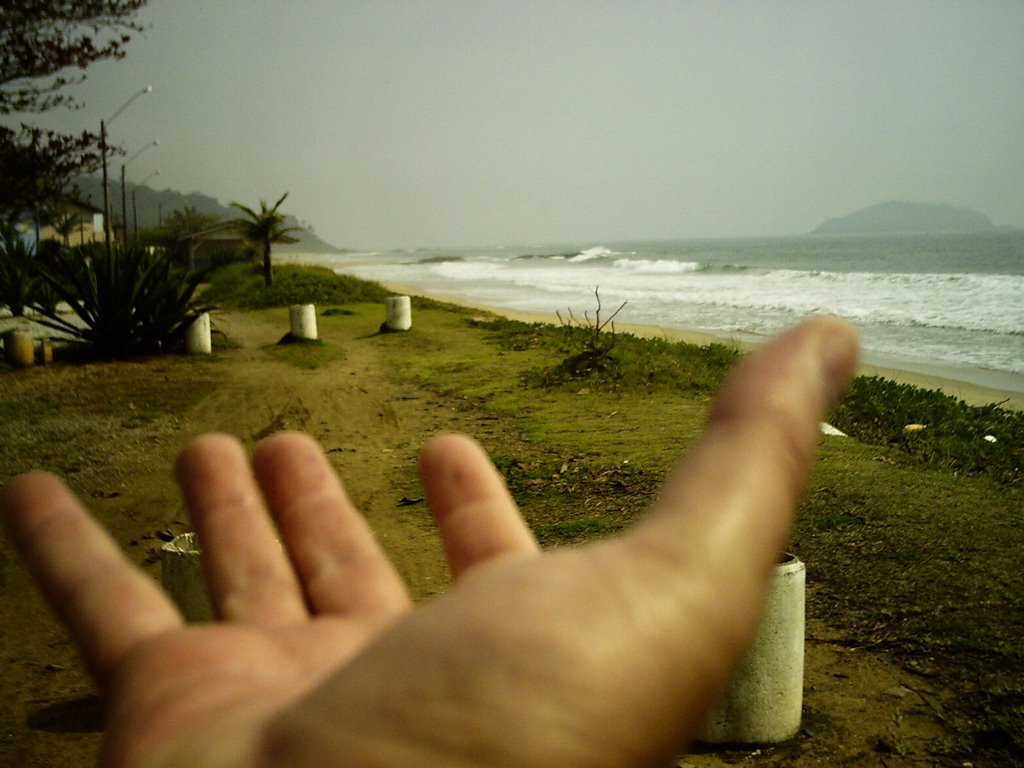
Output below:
[101,85,152,252]
[133,170,160,244]
[121,140,158,245]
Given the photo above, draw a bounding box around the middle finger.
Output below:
[253,432,412,617]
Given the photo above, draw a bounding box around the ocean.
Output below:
[298,232,1024,392]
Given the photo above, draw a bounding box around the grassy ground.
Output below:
[5,262,1022,764]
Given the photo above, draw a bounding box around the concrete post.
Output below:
[289,304,318,340]
[160,532,213,622]
[385,295,412,331]
[185,312,212,355]
[3,330,35,367]
[699,554,806,744]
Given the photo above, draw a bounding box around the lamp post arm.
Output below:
[107,85,152,126]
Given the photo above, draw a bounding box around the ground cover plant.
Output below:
[832,375,1023,485]
[201,262,390,310]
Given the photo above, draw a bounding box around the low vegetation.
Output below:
[30,244,206,358]
[832,375,1023,486]
[201,262,390,310]
[0,226,52,316]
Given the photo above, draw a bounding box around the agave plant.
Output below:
[30,244,207,358]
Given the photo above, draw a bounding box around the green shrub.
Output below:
[832,375,1024,485]
[30,244,206,358]
[476,316,739,395]
[201,263,390,309]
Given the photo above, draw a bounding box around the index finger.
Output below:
[1,472,182,688]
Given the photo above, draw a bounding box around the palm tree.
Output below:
[165,206,222,270]
[230,193,299,287]
[51,208,78,247]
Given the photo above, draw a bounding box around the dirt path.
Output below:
[179,310,463,599]
[1,309,965,767]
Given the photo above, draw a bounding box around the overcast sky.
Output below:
[15,1,1024,249]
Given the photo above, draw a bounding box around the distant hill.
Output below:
[811,201,998,235]
[71,176,344,253]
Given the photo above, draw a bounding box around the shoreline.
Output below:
[378,280,1024,411]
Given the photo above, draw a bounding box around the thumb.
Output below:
[615,316,859,741]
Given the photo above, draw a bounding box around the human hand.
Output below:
[1,317,858,768]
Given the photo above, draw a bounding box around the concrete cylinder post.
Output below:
[185,312,212,355]
[699,554,806,744]
[289,304,318,340]
[385,295,412,331]
[3,330,35,368]
[160,532,213,622]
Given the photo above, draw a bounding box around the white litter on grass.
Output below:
[820,423,847,437]
[984,435,998,443]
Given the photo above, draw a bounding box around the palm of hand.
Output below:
[106,610,393,766]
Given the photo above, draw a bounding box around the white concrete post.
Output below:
[385,295,412,331]
[160,532,213,622]
[699,554,806,744]
[185,312,212,355]
[289,304,318,340]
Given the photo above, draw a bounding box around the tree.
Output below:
[0,124,104,223]
[230,193,299,288]
[163,205,222,268]
[1,1,148,115]
[51,207,78,246]
[0,2,148,217]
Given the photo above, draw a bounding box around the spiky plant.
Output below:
[30,243,206,358]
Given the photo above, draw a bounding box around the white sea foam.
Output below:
[613,258,702,274]
[569,246,617,261]
[327,234,1024,378]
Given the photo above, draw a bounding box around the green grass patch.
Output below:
[201,263,391,309]
[474,317,740,394]
[832,375,1024,485]
[493,452,660,546]
[266,336,346,370]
